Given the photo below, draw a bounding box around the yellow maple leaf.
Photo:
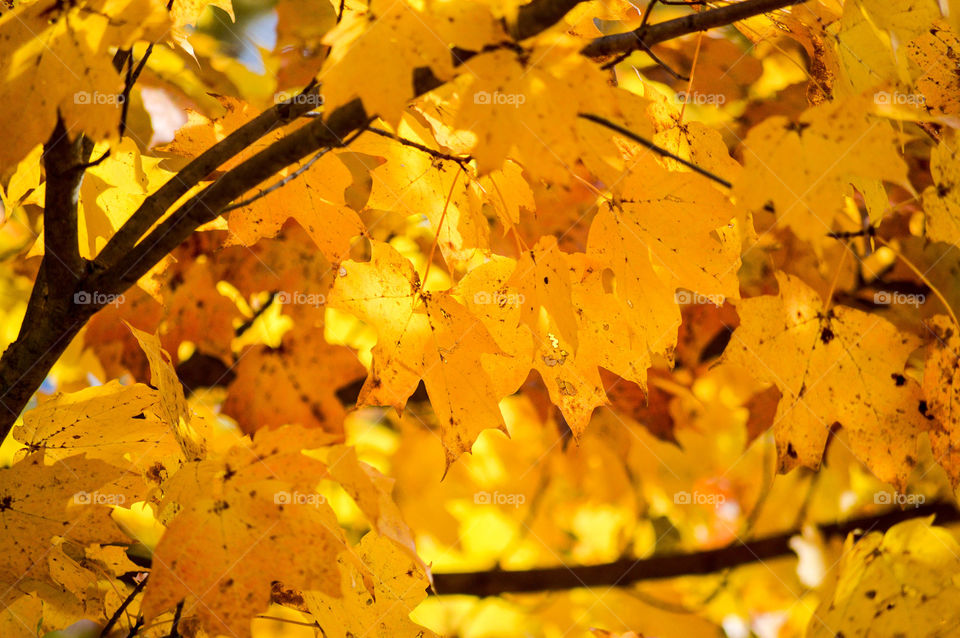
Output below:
[13,380,181,473]
[320,0,454,125]
[327,240,507,468]
[0,452,137,590]
[809,518,960,637]
[478,159,535,231]
[722,273,929,488]
[224,326,366,437]
[353,122,488,269]
[459,255,608,436]
[454,37,612,180]
[591,163,741,302]
[509,236,580,351]
[570,252,678,390]
[922,315,960,487]
[735,98,909,245]
[141,426,346,637]
[128,324,207,462]
[304,532,436,638]
[907,22,960,116]
[923,132,960,246]
[324,445,422,565]
[833,0,938,94]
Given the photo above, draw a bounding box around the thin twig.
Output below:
[828,228,876,239]
[221,123,369,213]
[77,150,111,170]
[120,41,160,138]
[220,148,332,213]
[577,113,732,187]
[119,52,134,137]
[125,617,145,638]
[235,291,278,336]
[366,127,472,166]
[100,575,148,637]
[118,0,172,137]
[166,601,184,638]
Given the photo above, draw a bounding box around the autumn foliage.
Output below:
[2,0,960,636]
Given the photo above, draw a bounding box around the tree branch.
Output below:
[90,102,372,294]
[220,125,367,213]
[42,116,89,290]
[100,576,148,637]
[513,0,587,40]
[0,118,99,427]
[581,0,809,58]
[431,502,960,596]
[93,84,325,269]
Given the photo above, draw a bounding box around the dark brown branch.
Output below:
[90,104,373,293]
[119,44,156,139]
[100,575,148,637]
[93,84,326,269]
[0,119,100,426]
[513,0,587,40]
[42,117,88,289]
[0,314,90,424]
[118,0,175,139]
[165,600,184,638]
[221,125,367,213]
[431,502,960,596]
[581,0,809,58]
